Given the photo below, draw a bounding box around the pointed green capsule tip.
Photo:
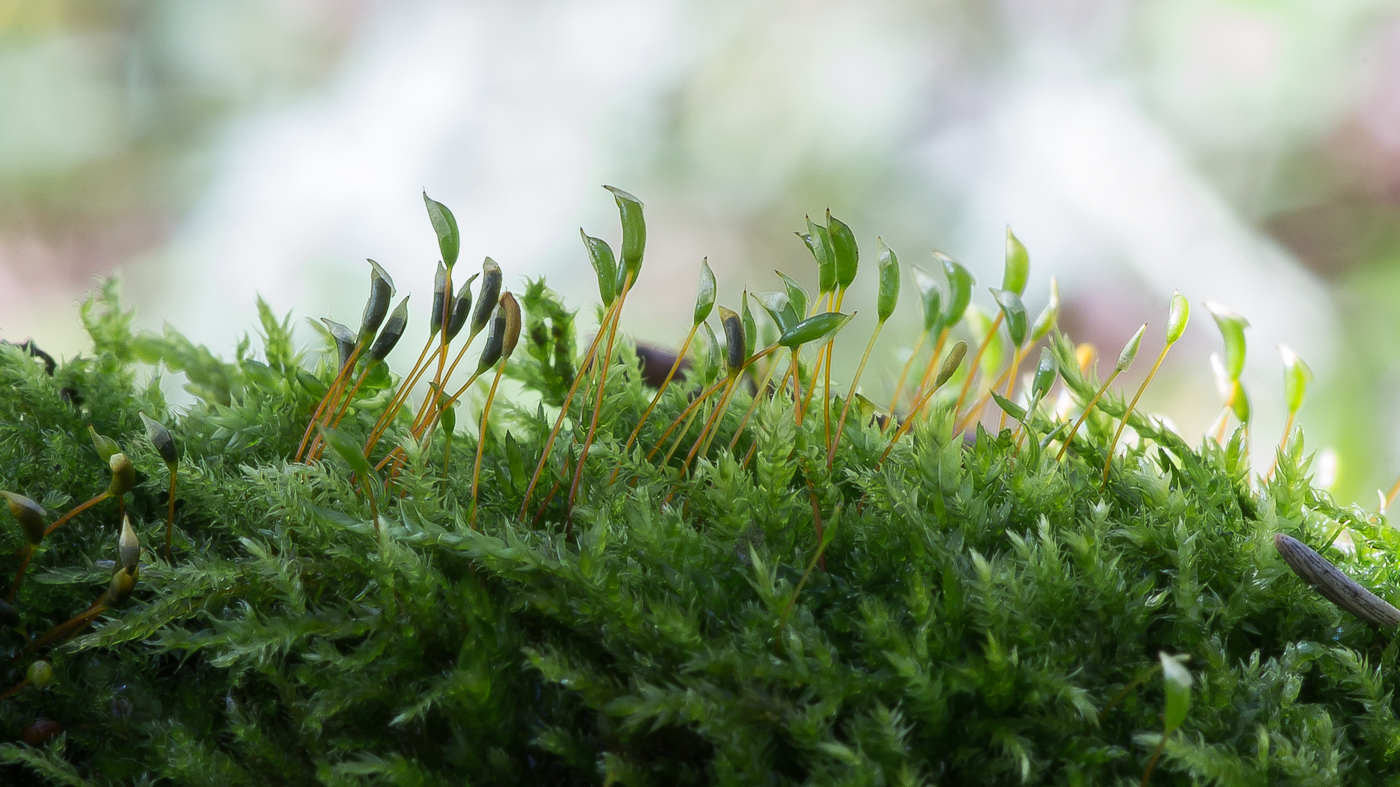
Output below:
[1206,301,1249,380]
[1230,380,1251,423]
[1116,324,1147,373]
[423,191,460,269]
[936,340,969,388]
[876,238,899,324]
[1031,277,1060,342]
[1003,226,1029,297]
[1159,652,1192,733]
[911,264,944,334]
[1165,291,1190,345]
[2,491,46,546]
[741,291,757,359]
[140,413,177,468]
[1280,345,1312,416]
[89,425,120,463]
[754,291,797,334]
[694,258,716,325]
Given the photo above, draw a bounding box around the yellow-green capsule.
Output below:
[140,413,177,469]
[119,515,140,570]
[105,565,139,608]
[26,660,53,691]
[1,491,46,546]
[108,453,136,498]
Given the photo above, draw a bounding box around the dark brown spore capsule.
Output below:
[359,259,395,342]
[720,306,746,372]
[476,307,506,375]
[23,718,62,745]
[321,318,356,371]
[429,261,448,335]
[470,258,502,339]
[3,491,46,546]
[446,273,479,342]
[140,413,178,468]
[499,292,521,361]
[368,296,411,363]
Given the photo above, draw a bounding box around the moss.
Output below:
[1,197,1398,786]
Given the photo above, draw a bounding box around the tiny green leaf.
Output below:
[581,231,617,307]
[1207,302,1249,380]
[989,288,1028,347]
[423,192,460,269]
[694,258,716,325]
[779,311,853,349]
[937,253,974,330]
[827,211,858,291]
[604,185,646,285]
[1280,345,1313,416]
[1003,226,1029,296]
[776,271,810,318]
[1030,277,1059,342]
[1166,291,1190,345]
[318,425,373,479]
[911,264,944,334]
[991,392,1026,423]
[1159,652,1192,733]
[875,238,899,324]
[1116,324,1147,373]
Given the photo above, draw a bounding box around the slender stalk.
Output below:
[952,312,1005,416]
[680,375,739,475]
[518,289,627,520]
[470,365,508,528]
[909,328,950,406]
[727,347,786,453]
[886,330,928,415]
[1055,369,1122,461]
[877,367,959,470]
[296,343,365,461]
[792,349,806,427]
[616,324,699,462]
[645,377,731,463]
[364,337,439,455]
[567,274,636,511]
[1265,412,1296,481]
[953,347,1024,434]
[997,344,1026,431]
[1102,346,1173,487]
[163,469,178,561]
[827,321,884,468]
[43,492,110,538]
[6,545,34,601]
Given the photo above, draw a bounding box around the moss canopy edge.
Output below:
[0,198,1399,785]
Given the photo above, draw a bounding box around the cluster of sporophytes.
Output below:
[4,189,1400,786]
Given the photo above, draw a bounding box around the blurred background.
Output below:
[3,0,1400,505]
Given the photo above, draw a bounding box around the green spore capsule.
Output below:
[368,296,411,364]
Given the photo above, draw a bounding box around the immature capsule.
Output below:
[108,453,136,497]
[475,307,506,375]
[26,660,53,691]
[1274,533,1400,628]
[499,292,522,362]
[2,491,46,546]
[429,260,448,335]
[105,565,139,608]
[720,306,746,372]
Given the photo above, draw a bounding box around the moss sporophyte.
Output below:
[5,191,1400,784]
